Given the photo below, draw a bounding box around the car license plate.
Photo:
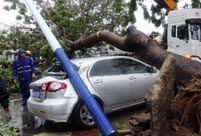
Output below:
[33,90,40,98]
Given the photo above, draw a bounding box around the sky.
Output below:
[0,1,19,26]
[0,0,192,34]
[134,0,192,34]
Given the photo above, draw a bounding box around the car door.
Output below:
[168,24,189,56]
[119,58,156,102]
[189,24,201,58]
[88,58,132,107]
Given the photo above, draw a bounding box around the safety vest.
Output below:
[12,56,35,81]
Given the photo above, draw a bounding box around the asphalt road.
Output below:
[0,94,146,136]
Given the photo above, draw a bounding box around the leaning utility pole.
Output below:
[23,0,118,136]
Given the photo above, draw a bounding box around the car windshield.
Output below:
[45,62,79,72]
[34,62,79,81]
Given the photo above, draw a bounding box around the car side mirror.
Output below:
[148,66,157,73]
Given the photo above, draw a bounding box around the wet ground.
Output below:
[0,94,146,136]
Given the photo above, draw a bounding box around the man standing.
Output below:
[12,48,36,106]
[0,76,10,112]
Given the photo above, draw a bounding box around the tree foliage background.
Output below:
[0,0,159,61]
[0,0,200,64]
[0,0,200,60]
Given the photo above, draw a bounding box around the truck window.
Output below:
[162,24,168,43]
[190,24,201,40]
[171,25,176,37]
[177,25,188,40]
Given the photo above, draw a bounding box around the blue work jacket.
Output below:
[12,56,35,81]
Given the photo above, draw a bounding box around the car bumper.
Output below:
[27,97,78,122]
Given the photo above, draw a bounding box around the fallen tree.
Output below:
[129,54,201,136]
[67,25,201,87]
[171,72,201,136]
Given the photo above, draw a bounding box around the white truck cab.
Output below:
[166,8,201,61]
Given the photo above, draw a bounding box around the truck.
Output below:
[154,0,201,62]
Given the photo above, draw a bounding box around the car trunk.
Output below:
[30,76,66,102]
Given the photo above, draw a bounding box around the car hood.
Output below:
[30,76,59,87]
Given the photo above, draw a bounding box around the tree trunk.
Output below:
[69,25,201,87]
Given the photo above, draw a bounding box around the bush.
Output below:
[0,59,19,93]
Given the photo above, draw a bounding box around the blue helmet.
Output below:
[18,48,26,56]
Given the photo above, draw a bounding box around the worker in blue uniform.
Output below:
[12,49,36,106]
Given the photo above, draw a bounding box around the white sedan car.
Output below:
[27,56,159,129]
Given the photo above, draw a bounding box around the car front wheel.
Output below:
[72,101,96,129]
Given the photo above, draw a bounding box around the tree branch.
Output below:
[69,25,201,87]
